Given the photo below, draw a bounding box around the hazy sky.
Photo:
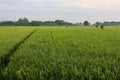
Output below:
[0,0,120,23]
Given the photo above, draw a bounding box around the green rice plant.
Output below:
[2,27,120,80]
[0,27,35,79]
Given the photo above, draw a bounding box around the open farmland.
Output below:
[0,26,120,80]
[0,27,35,79]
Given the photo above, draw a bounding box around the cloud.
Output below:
[58,0,120,11]
[1,0,120,11]
[0,0,120,22]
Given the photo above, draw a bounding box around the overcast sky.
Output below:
[0,0,120,23]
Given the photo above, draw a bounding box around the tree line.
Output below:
[0,18,90,26]
[2,17,119,26]
[94,21,120,26]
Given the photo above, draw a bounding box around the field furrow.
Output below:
[0,27,35,79]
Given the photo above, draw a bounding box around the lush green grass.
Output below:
[0,27,35,58]
[0,27,35,79]
[0,26,120,79]
[0,27,119,80]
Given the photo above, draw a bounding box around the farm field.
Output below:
[0,26,120,80]
[0,27,35,79]
[0,27,35,58]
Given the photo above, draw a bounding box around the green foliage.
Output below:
[83,21,90,26]
[0,18,74,26]
[101,25,104,29]
[0,27,120,80]
[16,18,29,26]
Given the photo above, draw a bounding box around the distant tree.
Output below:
[16,18,29,26]
[101,25,104,29]
[55,20,64,26]
[0,21,15,26]
[30,21,41,26]
[74,22,82,26]
[83,21,90,26]
[95,25,98,28]
[0,18,75,26]
[44,21,55,26]
[95,22,103,26]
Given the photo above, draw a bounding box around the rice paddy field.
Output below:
[0,26,120,80]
